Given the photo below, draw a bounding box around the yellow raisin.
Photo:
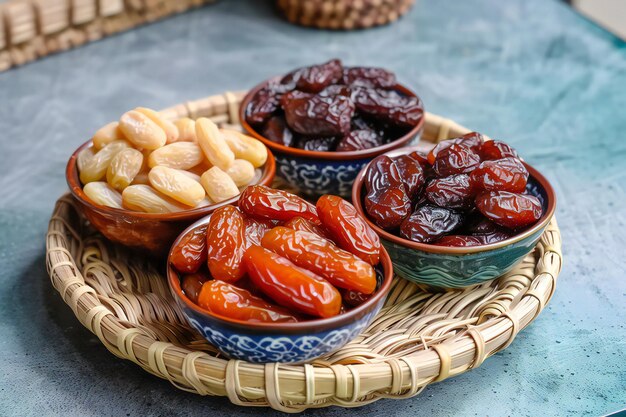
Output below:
[148,166,205,206]
[93,122,124,150]
[122,185,187,213]
[195,118,234,170]
[174,117,197,142]
[79,140,130,184]
[135,107,179,144]
[200,166,240,203]
[76,147,95,172]
[220,129,268,168]
[106,148,144,191]
[83,182,123,208]
[147,142,204,170]
[118,110,166,150]
[225,159,255,187]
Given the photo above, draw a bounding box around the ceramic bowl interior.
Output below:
[239,75,426,161]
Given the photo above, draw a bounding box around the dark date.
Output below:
[336,129,383,152]
[282,91,355,136]
[475,191,542,229]
[393,154,425,199]
[246,87,281,126]
[432,143,481,177]
[425,174,474,209]
[285,59,344,94]
[342,67,397,89]
[352,87,423,128]
[262,115,294,147]
[427,132,484,164]
[470,157,528,193]
[480,140,519,160]
[295,135,338,151]
[399,205,463,243]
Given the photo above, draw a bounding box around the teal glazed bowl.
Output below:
[239,76,424,198]
[351,146,557,288]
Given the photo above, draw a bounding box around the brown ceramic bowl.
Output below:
[239,75,425,197]
[66,139,276,256]
[167,213,394,363]
[351,145,557,288]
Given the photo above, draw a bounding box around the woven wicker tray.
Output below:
[45,92,563,412]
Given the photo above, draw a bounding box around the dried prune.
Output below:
[197,280,298,323]
[475,191,542,229]
[336,129,383,152]
[480,140,519,160]
[399,205,463,243]
[246,87,280,126]
[427,132,484,164]
[261,227,376,294]
[286,59,344,93]
[352,88,423,128]
[432,143,481,177]
[244,245,342,318]
[295,135,338,151]
[393,154,425,198]
[317,195,381,265]
[282,91,355,136]
[239,185,319,222]
[365,187,412,230]
[470,157,528,193]
[425,174,474,209]
[343,67,397,89]
[262,116,294,147]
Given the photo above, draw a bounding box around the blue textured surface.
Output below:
[0,0,625,416]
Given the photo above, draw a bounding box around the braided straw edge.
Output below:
[0,0,214,73]
[46,91,563,412]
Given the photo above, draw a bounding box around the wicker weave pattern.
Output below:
[46,92,563,412]
[276,0,416,30]
[0,0,214,72]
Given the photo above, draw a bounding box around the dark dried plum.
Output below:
[343,67,397,89]
[352,88,423,128]
[427,132,484,164]
[470,157,528,193]
[480,140,519,160]
[284,59,344,93]
[399,205,463,243]
[475,191,542,229]
[262,115,294,147]
[433,143,481,177]
[282,91,355,136]
[336,129,383,152]
[393,154,425,199]
[425,174,474,209]
[246,87,280,126]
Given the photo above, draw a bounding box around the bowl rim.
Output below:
[167,213,394,333]
[239,74,425,161]
[351,145,557,254]
[66,138,276,221]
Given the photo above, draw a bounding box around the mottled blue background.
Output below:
[0,0,624,416]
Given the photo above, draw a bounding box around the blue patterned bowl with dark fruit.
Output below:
[167,215,394,364]
[239,76,425,198]
[351,146,556,288]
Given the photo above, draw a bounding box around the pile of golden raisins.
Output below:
[77,107,268,213]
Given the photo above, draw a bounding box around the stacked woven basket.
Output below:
[46,91,563,412]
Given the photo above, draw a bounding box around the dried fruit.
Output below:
[197,280,297,323]
[365,187,412,230]
[261,227,376,294]
[475,191,542,229]
[135,107,179,144]
[282,91,355,136]
[470,157,528,193]
[171,226,207,273]
[319,84,351,98]
[480,140,519,160]
[76,147,95,172]
[432,143,481,177]
[92,122,123,150]
[122,184,187,213]
[220,129,268,168]
[206,205,247,282]
[225,159,256,187]
[147,142,204,170]
[295,135,338,151]
[239,185,319,222]
[181,272,209,303]
[289,59,343,93]
[284,216,332,241]
[342,67,396,89]
[195,118,235,170]
[244,217,274,247]
[393,154,425,198]
[243,245,342,318]
[427,132,483,164]
[399,205,463,243]
[106,148,144,191]
[200,167,240,203]
[245,87,281,126]
[425,174,474,209]
[173,117,197,142]
[79,140,130,184]
[148,166,206,207]
[341,289,372,307]
[83,182,123,208]
[335,129,383,152]
[317,195,381,265]
[118,110,166,150]
[352,87,423,128]
[262,115,294,147]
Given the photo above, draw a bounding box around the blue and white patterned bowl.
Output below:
[351,146,557,288]
[239,77,425,198]
[167,215,394,364]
